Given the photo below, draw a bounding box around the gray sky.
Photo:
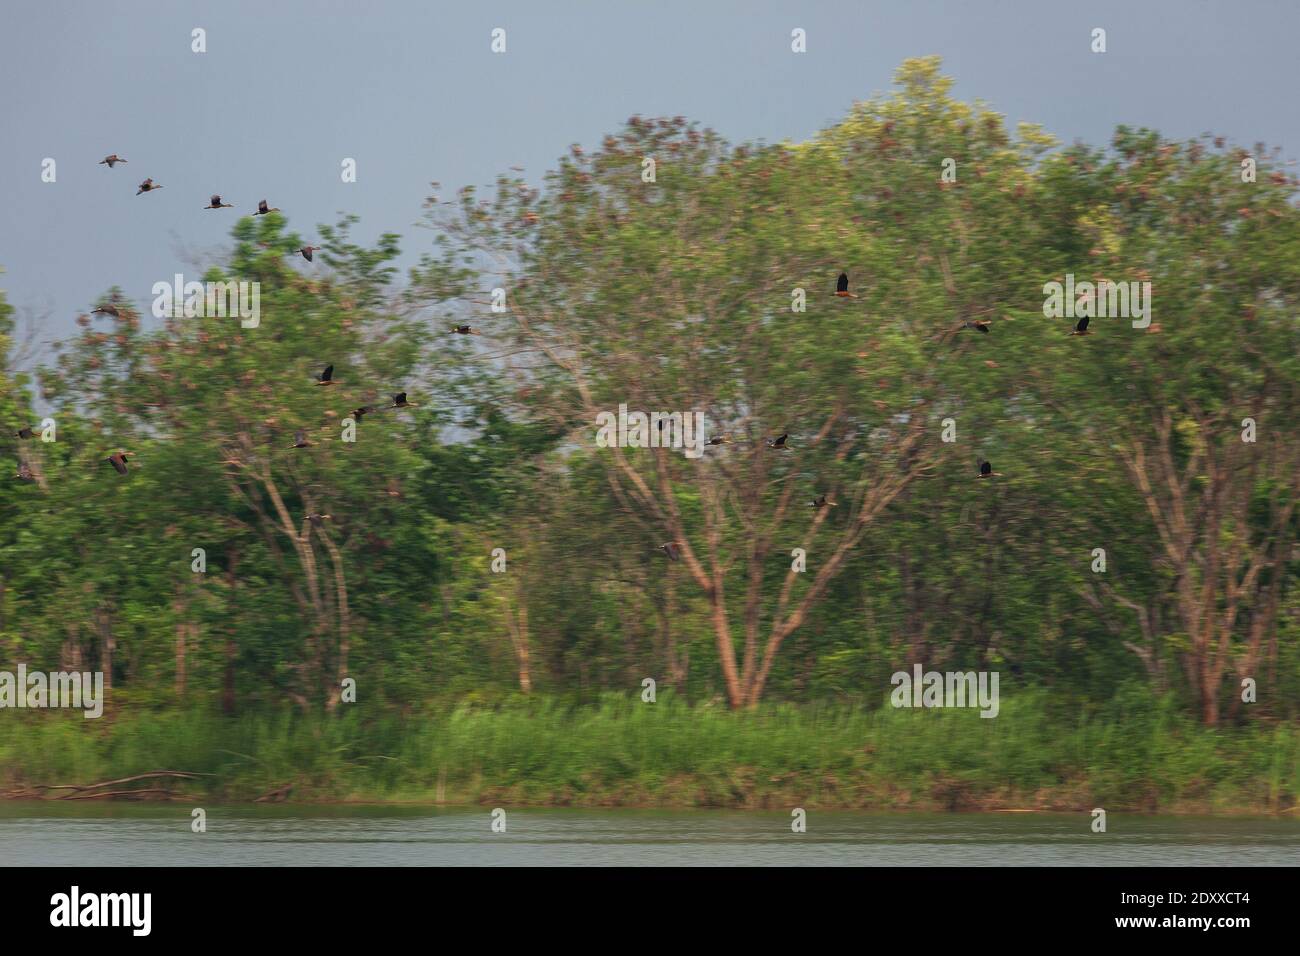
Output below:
[2,0,1296,356]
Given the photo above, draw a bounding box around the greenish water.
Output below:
[1,805,1297,865]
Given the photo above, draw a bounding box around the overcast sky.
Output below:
[2,0,1295,357]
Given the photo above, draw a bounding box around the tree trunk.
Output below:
[222,551,240,716]
[709,590,745,709]
[95,606,115,701]
[516,610,532,695]
[504,596,532,694]
[173,590,189,701]
[175,624,186,700]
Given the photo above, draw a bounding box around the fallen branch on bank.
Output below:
[2,770,210,800]
[63,788,177,801]
[254,783,294,803]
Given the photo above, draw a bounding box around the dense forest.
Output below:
[2,59,1297,809]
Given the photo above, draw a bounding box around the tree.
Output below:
[1035,130,1300,724]
[413,58,1064,707]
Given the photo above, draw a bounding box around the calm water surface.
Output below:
[1,805,1297,866]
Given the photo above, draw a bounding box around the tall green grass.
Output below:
[1,691,1295,812]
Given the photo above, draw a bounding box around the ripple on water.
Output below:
[1,808,1298,866]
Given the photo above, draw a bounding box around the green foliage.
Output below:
[1,693,1293,811]
[0,59,1297,804]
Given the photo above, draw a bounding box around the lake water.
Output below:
[2,804,1297,866]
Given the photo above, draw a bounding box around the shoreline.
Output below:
[2,796,1298,817]
[2,793,1298,815]
[4,780,1294,816]
[3,696,1297,816]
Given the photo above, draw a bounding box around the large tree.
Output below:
[413,59,1061,707]
[1034,129,1300,724]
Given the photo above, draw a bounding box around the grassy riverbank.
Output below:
[2,691,1297,813]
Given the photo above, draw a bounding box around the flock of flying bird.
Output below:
[652,267,1096,562]
[10,153,488,489]
[13,162,1088,545]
